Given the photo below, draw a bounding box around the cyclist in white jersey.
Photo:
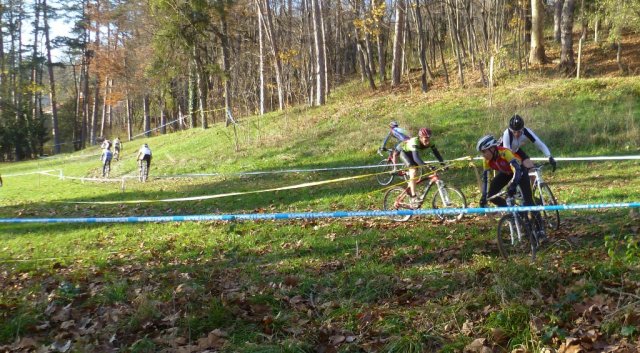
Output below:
[113,137,122,158]
[137,144,152,174]
[502,115,556,171]
[378,121,411,171]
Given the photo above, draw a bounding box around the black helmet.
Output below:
[509,115,525,131]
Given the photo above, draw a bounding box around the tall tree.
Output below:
[42,0,60,153]
[559,0,576,74]
[529,0,546,64]
[311,0,325,105]
[391,0,405,86]
[554,0,564,42]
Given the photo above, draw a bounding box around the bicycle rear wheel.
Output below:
[376,159,394,186]
[382,187,413,222]
[533,183,560,230]
[496,214,533,259]
[139,164,147,182]
[431,185,467,222]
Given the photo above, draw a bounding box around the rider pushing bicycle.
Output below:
[477,135,546,240]
[398,127,445,204]
[378,121,411,171]
[502,114,556,172]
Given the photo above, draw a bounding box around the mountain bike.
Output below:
[382,168,466,222]
[490,190,545,260]
[138,161,148,182]
[529,162,560,230]
[375,148,421,186]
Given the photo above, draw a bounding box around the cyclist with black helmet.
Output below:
[379,121,411,171]
[502,114,556,172]
[398,127,445,203]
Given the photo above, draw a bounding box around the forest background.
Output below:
[1,0,639,160]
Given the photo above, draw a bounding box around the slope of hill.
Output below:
[0,76,639,353]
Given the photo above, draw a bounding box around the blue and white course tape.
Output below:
[0,202,638,224]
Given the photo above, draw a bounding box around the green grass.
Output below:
[0,76,639,352]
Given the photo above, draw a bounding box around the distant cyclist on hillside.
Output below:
[137,143,152,179]
[113,137,122,160]
[100,138,112,150]
[101,145,113,177]
[502,114,556,172]
[398,127,445,203]
[378,121,411,171]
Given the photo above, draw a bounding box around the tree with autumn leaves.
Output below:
[1,0,640,159]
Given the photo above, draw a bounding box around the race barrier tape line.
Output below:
[60,170,387,204]
[1,202,638,224]
[3,170,57,177]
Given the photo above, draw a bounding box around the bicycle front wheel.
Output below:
[431,185,467,222]
[382,187,413,222]
[496,214,533,259]
[533,183,560,230]
[376,159,394,186]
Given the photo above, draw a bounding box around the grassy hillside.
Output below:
[0,77,639,352]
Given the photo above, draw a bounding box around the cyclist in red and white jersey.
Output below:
[502,114,556,171]
[478,134,546,239]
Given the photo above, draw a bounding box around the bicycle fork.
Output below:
[435,180,451,206]
[507,198,525,245]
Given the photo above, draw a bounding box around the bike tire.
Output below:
[382,187,413,222]
[496,214,533,259]
[376,159,395,186]
[139,165,147,182]
[533,183,560,231]
[430,185,467,222]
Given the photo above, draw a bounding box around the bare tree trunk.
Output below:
[43,0,60,154]
[529,0,546,64]
[160,97,167,134]
[100,78,109,137]
[125,95,132,141]
[375,0,387,82]
[554,0,564,43]
[446,0,464,86]
[257,1,265,115]
[311,0,325,105]
[391,0,405,86]
[353,0,376,90]
[143,94,151,137]
[414,0,428,92]
[218,17,233,124]
[258,0,284,110]
[559,0,576,74]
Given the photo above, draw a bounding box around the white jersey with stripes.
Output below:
[502,127,551,157]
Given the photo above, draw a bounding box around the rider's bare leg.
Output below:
[408,167,418,197]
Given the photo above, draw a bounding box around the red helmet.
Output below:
[418,127,432,138]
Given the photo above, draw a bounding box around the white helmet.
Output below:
[476,135,499,152]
